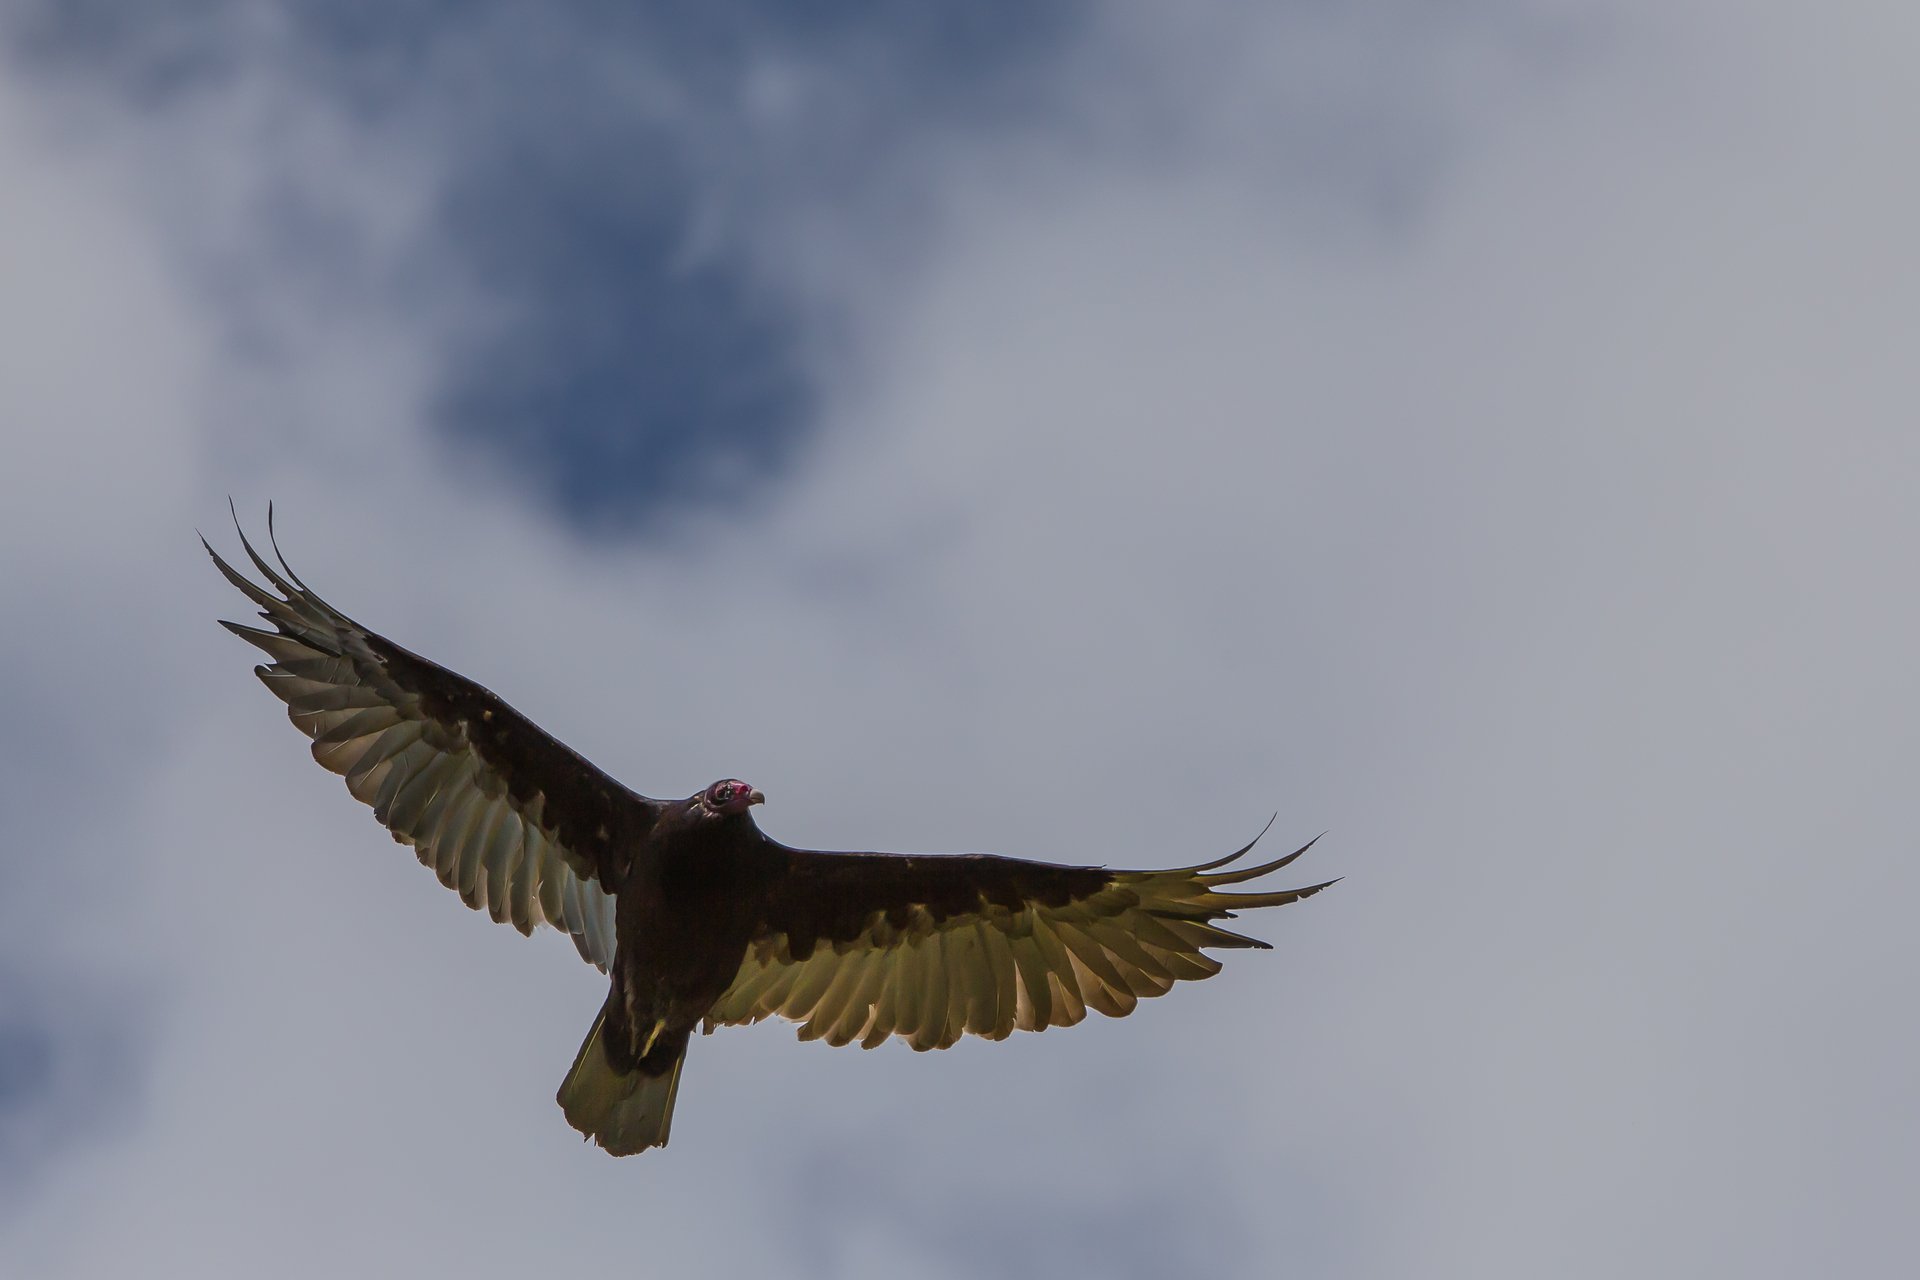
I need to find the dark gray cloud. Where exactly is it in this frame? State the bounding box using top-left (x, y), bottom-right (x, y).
top-left (7, 0), bottom-right (1086, 529)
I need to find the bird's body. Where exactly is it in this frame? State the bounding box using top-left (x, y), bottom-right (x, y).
top-left (208, 515), bottom-right (1335, 1154)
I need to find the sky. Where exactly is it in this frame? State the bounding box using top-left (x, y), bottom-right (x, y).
top-left (0, 1), bottom-right (1915, 1276)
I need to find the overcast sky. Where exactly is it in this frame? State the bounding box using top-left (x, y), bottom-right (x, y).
top-left (1, 3), bottom-right (1914, 1277)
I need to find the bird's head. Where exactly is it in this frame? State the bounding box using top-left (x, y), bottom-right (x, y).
top-left (696, 778), bottom-right (764, 818)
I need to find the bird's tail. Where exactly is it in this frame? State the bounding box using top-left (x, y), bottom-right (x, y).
top-left (556, 1004), bottom-right (687, 1155)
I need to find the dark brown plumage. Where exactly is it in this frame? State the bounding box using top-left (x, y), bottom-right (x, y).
top-left (208, 514), bottom-right (1336, 1155)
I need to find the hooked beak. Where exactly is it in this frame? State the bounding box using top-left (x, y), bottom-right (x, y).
top-left (747, 789), bottom-right (766, 806)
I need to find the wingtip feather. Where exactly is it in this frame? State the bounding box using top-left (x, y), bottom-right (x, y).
top-left (1199, 832), bottom-right (1325, 887)
top-left (1181, 813), bottom-right (1280, 874)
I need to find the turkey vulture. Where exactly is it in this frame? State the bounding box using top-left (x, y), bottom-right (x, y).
top-left (207, 514), bottom-right (1335, 1155)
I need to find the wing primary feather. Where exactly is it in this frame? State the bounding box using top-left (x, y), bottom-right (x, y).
top-left (1195, 833), bottom-right (1324, 887)
top-left (1053, 924), bottom-right (1136, 1017)
top-left (1095, 930), bottom-right (1175, 997)
top-left (1028, 916), bottom-right (1087, 1027)
top-left (1045, 972), bottom-right (1085, 1028)
top-left (1127, 911), bottom-right (1207, 959)
top-left (264, 502), bottom-right (347, 615)
top-left (1103, 945), bottom-right (1170, 1000)
top-left (259, 670), bottom-right (385, 712)
top-left (223, 621), bottom-right (324, 667)
top-left (1175, 813), bottom-right (1279, 874)
top-left (1150, 914), bottom-right (1271, 952)
top-left (315, 705), bottom-right (404, 746)
top-left (206, 546), bottom-right (307, 625)
top-left (1143, 938), bottom-right (1223, 982)
top-left (1052, 920), bottom-right (1130, 995)
top-left (228, 505), bottom-right (337, 635)
top-left (1086, 922), bottom-right (1173, 988)
top-left (1186, 877), bottom-right (1342, 910)
top-left (228, 501), bottom-right (300, 602)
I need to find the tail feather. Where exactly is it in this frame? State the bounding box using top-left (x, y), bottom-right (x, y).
top-left (557, 1007), bottom-right (686, 1155)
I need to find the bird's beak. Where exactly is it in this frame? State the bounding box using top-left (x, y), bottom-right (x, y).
top-left (748, 789), bottom-right (766, 806)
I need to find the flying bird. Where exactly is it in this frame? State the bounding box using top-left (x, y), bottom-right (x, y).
top-left (207, 515), bottom-right (1335, 1155)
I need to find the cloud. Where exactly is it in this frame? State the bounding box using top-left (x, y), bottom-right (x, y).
top-left (1, 2), bottom-right (1915, 1277)
top-left (8, 1), bottom-right (1092, 527)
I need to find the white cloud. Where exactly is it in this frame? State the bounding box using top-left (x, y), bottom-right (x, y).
top-left (1, 3), bottom-right (1914, 1276)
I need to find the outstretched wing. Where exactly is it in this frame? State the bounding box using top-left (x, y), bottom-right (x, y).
top-left (207, 513), bottom-right (660, 971)
top-left (704, 826), bottom-right (1334, 1050)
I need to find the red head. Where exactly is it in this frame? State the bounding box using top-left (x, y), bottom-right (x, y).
top-left (699, 778), bottom-right (764, 816)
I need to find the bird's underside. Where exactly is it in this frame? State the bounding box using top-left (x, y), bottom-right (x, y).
top-left (209, 511), bottom-right (1337, 1155)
